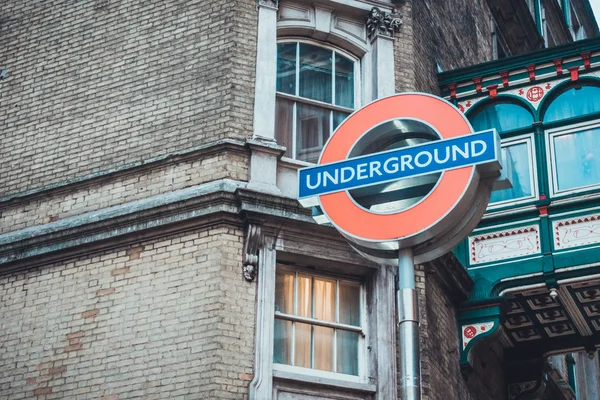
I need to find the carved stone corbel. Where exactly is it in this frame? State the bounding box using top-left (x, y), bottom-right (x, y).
top-left (257, 0), bottom-right (278, 9)
top-left (366, 7), bottom-right (403, 40)
top-left (243, 223), bottom-right (263, 281)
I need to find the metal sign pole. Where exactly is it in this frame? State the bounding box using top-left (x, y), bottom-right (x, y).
top-left (397, 247), bottom-right (421, 400)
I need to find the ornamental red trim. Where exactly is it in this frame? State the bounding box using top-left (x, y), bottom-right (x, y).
top-left (527, 65), bottom-right (536, 81)
top-left (553, 59), bottom-right (563, 75)
top-left (581, 52), bottom-right (591, 69)
top-left (473, 77), bottom-right (483, 93)
top-left (487, 84), bottom-right (498, 99)
top-left (448, 83), bottom-right (457, 99)
top-left (500, 71), bottom-right (510, 87)
top-left (568, 66), bottom-right (580, 82)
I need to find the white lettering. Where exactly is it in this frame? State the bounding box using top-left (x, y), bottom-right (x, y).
top-left (341, 167), bottom-right (355, 183)
top-left (370, 161), bottom-right (383, 177)
top-left (434, 147), bottom-right (450, 164)
top-left (415, 151), bottom-right (433, 168)
top-left (470, 140), bottom-right (487, 157)
top-left (306, 172), bottom-right (321, 190)
top-left (400, 155), bottom-right (414, 171)
top-left (323, 170), bottom-right (339, 187)
top-left (451, 143), bottom-right (469, 161)
top-left (357, 163), bottom-right (368, 179)
top-left (384, 157), bottom-right (399, 174)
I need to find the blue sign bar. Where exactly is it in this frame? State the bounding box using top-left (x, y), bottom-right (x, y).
top-left (298, 129), bottom-right (498, 199)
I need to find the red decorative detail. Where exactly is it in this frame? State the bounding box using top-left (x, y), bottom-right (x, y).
top-left (526, 86), bottom-right (544, 102)
top-left (538, 206), bottom-right (548, 216)
top-left (568, 66), bottom-right (579, 82)
top-left (448, 83), bottom-right (457, 99)
top-left (545, 83), bottom-right (552, 89)
top-left (487, 84), bottom-right (498, 99)
top-left (582, 52), bottom-right (591, 69)
top-left (464, 326), bottom-right (477, 339)
top-left (518, 88), bottom-right (524, 95)
top-left (458, 104), bottom-right (465, 113)
top-left (500, 71), bottom-right (510, 87)
top-left (553, 59), bottom-right (563, 74)
top-left (473, 77), bottom-right (483, 93)
top-left (466, 100), bottom-right (472, 107)
top-left (480, 326), bottom-right (487, 331)
top-left (527, 64), bottom-right (536, 81)
top-left (540, 195), bottom-right (546, 200)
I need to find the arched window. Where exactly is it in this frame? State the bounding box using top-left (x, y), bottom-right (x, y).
top-left (275, 41), bottom-right (358, 163)
top-left (543, 85), bottom-right (600, 123)
top-left (468, 102), bottom-right (537, 206)
top-left (470, 102), bottom-right (534, 133)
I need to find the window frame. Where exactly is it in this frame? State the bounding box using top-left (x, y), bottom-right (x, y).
top-left (272, 263), bottom-right (368, 383)
top-left (275, 38), bottom-right (362, 162)
top-left (546, 119), bottom-right (600, 197)
top-left (487, 133), bottom-right (539, 209)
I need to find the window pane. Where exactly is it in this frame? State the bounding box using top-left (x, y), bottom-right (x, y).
top-left (299, 43), bottom-right (332, 103)
top-left (275, 98), bottom-right (294, 158)
top-left (275, 270), bottom-right (295, 314)
top-left (339, 281), bottom-right (361, 326)
top-left (553, 127), bottom-right (600, 191)
top-left (313, 326), bottom-right (334, 372)
top-left (333, 111), bottom-right (350, 131)
top-left (273, 319), bottom-right (292, 365)
top-left (313, 278), bottom-right (336, 322)
top-left (294, 322), bottom-right (312, 368)
top-left (335, 53), bottom-right (354, 108)
top-left (490, 142), bottom-right (533, 203)
top-left (337, 330), bottom-right (359, 375)
top-left (296, 104), bottom-right (331, 163)
top-left (544, 86), bottom-right (600, 123)
top-left (297, 275), bottom-right (312, 318)
top-left (470, 103), bottom-right (533, 133)
top-left (277, 43), bottom-right (296, 95)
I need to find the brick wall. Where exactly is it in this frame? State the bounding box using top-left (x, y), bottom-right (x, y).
top-left (412, 0), bottom-right (494, 94)
top-left (0, 0), bottom-right (257, 197)
top-left (0, 224), bottom-right (255, 399)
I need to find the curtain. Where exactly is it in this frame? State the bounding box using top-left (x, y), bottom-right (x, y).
top-left (553, 127), bottom-right (600, 191)
top-left (490, 142), bottom-right (532, 203)
top-left (275, 99), bottom-right (294, 158)
top-left (299, 43), bottom-right (332, 103)
top-left (470, 103), bottom-right (533, 133)
top-left (273, 272), bottom-right (294, 364)
top-left (335, 53), bottom-right (354, 108)
top-left (544, 86), bottom-right (600, 123)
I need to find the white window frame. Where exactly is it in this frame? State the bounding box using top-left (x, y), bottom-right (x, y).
top-left (272, 264), bottom-right (368, 384)
top-left (488, 133), bottom-right (539, 209)
top-left (276, 38), bottom-right (361, 163)
top-left (546, 120), bottom-right (600, 197)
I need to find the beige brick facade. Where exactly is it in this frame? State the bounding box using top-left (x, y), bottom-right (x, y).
top-left (0, 1), bottom-right (509, 399)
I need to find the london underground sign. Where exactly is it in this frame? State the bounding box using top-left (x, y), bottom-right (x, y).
top-left (297, 93), bottom-right (503, 264)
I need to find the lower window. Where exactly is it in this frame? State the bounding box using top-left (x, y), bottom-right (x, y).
top-left (273, 266), bottom-right (364, 377)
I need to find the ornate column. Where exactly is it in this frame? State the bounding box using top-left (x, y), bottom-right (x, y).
top-left (366, 7), bottom-right (402, 100)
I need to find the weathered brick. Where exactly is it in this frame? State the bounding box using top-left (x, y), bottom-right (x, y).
top-left (82, 309), bottom-right (100, 319)
top-left (96, 288), bottom-right (116, 297)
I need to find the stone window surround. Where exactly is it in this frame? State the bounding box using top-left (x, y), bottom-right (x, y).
top-left (248, 0), bottom-right (398, 196)
top-left (249, 224), bottom-right (399, 400)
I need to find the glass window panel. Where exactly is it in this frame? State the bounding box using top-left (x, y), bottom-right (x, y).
top-left (275, 98), bottom-right (294, 158)
top-left (335, 53), bottom-right (354, 108)
top-left (544, 86), bottom-right (600, 123)
top-left (339, 281), bottom-right (361, 326)
top-left (553, 127), bottom-right (600, 191)
top-left (297, 275), bottom-right (312, 318)
top-left (296, 104), bottom-right (331, 163)
top-left (276, 43), bottom-right (297, 95)
top-left (336, 330), bottom-right (359, 375)
top-left (313, 326), bottom-right (334, 372)
top-left (273, 319), bottom-right (292, 365)
top-left (490, 142), bottom-right (533, 203)
top-left (470, 103), bottom-right (534, 133)
top-left (313, 278), bottom-right (336, 322)
top-left (333, 111), bottom-right (350, 131)
top-left (299, 43), bottom-right (332, 103)
top-left (294, 322), bottom-right (312, 368)
top-left (275, 270), bottom-right (295, 314)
